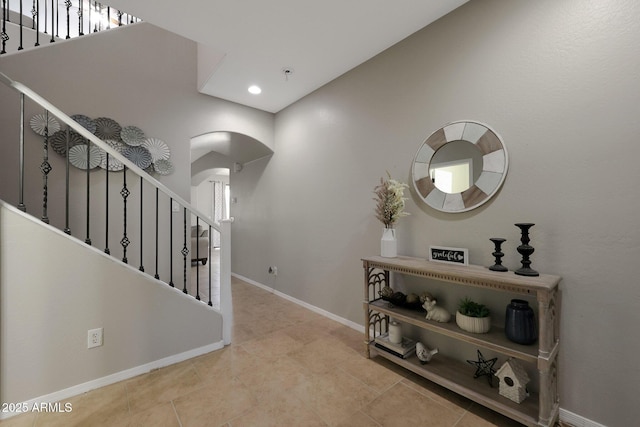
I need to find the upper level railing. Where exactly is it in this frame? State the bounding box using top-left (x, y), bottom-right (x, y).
top-left (1, 0), bottom-right (140, 55)
top-left (0, 71), bottom-right (234, 343)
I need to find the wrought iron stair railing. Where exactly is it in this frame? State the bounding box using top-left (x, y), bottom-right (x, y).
top-left (0, 71), bottom-right (233, 345)
top-left (1, 0), bottom-right (140, 55)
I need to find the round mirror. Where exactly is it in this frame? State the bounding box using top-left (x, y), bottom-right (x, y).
top-left (412, 120), bottom-right (508, 213)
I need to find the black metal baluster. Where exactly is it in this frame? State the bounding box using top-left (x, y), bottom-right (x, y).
top-left (33, 0), bottom-right (39, 46)
top-left (78, 0), bottom-right (83, 36)
top-left (55, 0), bottom-right (59, 37)
top-left (17, 0), bottom-right (22, 50)
top-left (182, 207), bottom-right (188, 293)
top-left (85, 140), bottom-right (91, 245)
top-left (64, 0), bottom-right (71, 39)
top-left (41, 111), bottom-right (52, 224)
top-left (93, 1), bottom-right (97, 32)
top-left (154, 188), bottom-right (159, 279)
top-left (195, 217), bottom-right (200, 301)
top-left (208, 224), bottom-right (212, 306)
top-left (169, 198), bottom-right (174, 287)
top-left (1, 0), bottom-right (7, 55)
top-left (139, 176), bottom-right (144, 272)
top-left (44, 0), bottom-right (47, 34)
top-left (31, 0), bottom-right (35, 29)
top-left (17, 94), bottom-right (25, 211)
top-left (50, 0), bottom-right (54, 42)
top-left (117, 10), bottom-right (122, 26)
top-left (106, 6), bottom-right (110, 29)
top-left (121, 167), bottom-right (130, 263)
top-left (104, 152), bottom-right (110, 253)
top-left (87, 0), bottom-right (91, 33)
top-left (63, 127), bottom-right (70, 234)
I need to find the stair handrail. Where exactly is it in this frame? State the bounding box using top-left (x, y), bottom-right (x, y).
top-left (2, 1), bottom-right (141, 55)
top-left (0, 71), bottom-right (219, 233)
top-left (1, 70), bottom-right (234, 338)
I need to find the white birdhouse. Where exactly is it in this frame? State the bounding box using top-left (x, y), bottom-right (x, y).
top-left (495, 359), bottom-right (530, 403)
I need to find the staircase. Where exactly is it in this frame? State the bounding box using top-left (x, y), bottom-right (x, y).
top-left (0, 4), bottom-right (234, 415)
top-left (1, 0), bottom-right (139, 55)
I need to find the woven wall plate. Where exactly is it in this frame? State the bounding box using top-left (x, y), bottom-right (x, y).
top-left (121, 125), bottom-right (146, 146)
top-left (50, 130), bottom-right (87, 156)
top-left (123, 146), bottom-right (153, 170)
top-left (99, 139), bottom-right (126, 171)
top-left (94, 117), bottom-right (122, 140)
top-left (153, 159), bottom-right (174, 175)
top-left (68, 144), bottom-right (103, 170)
top-left (142, 137), bottom-right (170, 161)
top-left (71, 114), bottom-right (97, 134)
top-left (30, 114), bottom-right (61, 136)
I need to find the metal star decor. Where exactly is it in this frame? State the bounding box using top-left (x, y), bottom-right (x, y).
top-left (467, 350), bottom-right (497, 387)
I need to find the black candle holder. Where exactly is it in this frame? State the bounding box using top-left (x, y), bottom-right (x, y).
top-left (514, 223), bottom-right (539, 276)
top-left (489, 238), bottom-right (508, 272)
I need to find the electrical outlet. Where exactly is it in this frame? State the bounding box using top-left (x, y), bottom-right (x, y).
top-left (88, 328), bottom-right (103, 349)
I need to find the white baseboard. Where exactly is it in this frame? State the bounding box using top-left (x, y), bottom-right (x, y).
top-left (231, 273), bottom-right (364, 333)
top-left (0, 340), bottom-right (224, 420)
top-left (231, 273), bottom-right (605, 427)
top-left (560, 408), bottom-right (607, 427)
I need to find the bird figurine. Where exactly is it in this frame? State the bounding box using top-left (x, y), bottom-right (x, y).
top-left (416, 342), bottom-right (438, 364)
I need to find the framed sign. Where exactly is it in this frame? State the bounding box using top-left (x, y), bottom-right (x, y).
top-left (429, 246), bottom-right (469, 266)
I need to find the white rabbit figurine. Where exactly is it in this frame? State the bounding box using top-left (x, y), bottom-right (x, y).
top-left (422, 298), bottom-right (451, 323)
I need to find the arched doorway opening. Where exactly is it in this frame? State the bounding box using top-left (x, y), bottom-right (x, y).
top-left (190, 130), bottom-right (272, 219)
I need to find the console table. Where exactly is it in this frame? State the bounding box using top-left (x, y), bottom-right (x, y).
top-left (362, 255), bottom-right (561, 427)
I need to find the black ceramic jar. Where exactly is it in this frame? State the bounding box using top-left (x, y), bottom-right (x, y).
top-left (505, 299), bottom-right (537, 345)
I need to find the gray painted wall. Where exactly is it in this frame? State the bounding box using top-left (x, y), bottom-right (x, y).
top-left (0, 23), bottom-right (273, 406)
top-left (231, 1), bottom-right (640, 425)
top-left (0, 202), bottom-right (221, 404)
top-left (0, 22), bottom-right (273, 285)
top-left (0, 22), bottom-right (273, 207)
top-left (1, 1), bottom-right (638, 424)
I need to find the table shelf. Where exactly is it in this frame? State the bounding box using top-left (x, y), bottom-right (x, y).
top-left (369, 344), bottom-right (539, 426)
top-left (369, 299), bottom-right (538, 364)
top-left (362, 255), bottom-right (561, 427)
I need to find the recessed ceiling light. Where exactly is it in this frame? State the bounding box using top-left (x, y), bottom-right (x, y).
top-left (248, 85), bottom-right (262, 95)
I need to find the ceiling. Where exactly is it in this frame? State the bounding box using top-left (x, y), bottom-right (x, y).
top-left (104, 0), bottom-right (469, 113)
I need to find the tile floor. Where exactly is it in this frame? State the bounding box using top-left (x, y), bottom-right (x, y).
top-left (2, 276), bottom-right (543, 427)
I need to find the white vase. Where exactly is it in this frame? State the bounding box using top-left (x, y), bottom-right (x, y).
top-left (381, 228), bottom-right (397, 258)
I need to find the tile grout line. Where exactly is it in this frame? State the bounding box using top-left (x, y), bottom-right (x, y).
top-left (451, 409), bottom-right (468, 427)
top-left (3, 277), bottom-right (512, 427)
top-left (399, 375), bottom-right (475, 413)
top-left (124, 382), bottom-right (132, 419)
top-left (170, 400), bottom-right (183, 427)
top-left (359, 409), bottom-right (384, 427)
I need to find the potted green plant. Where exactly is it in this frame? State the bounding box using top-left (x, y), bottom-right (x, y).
top-left (456, 297), bottom-right (491, 333)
